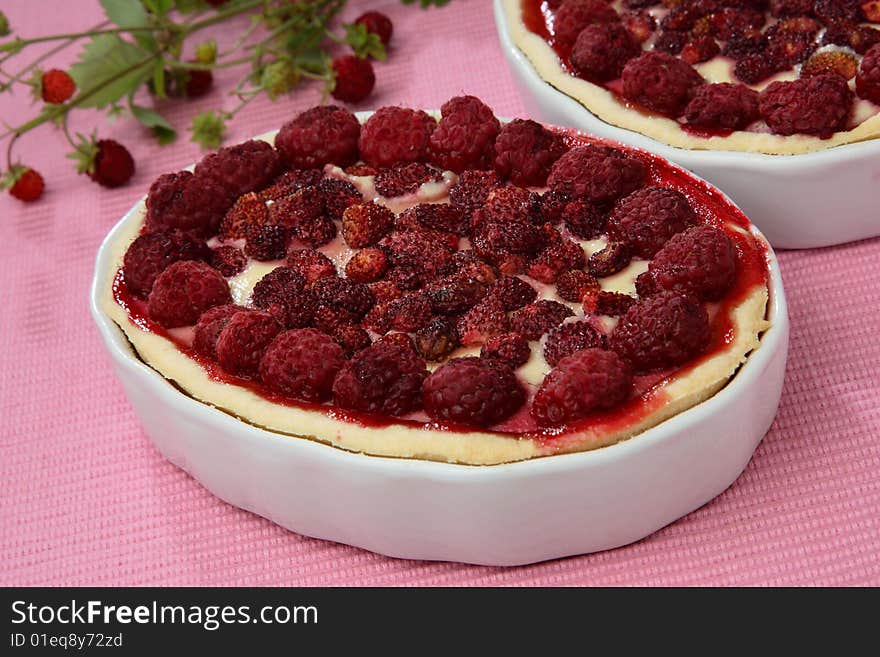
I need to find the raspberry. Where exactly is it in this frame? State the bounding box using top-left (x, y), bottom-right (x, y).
top-left (194, 139), bottom-right (281, 202)
top-left (548, 145), bottom-right (647, 205)
top-left (245, 225), bottom-right (290, 261)
top-left (386, 293), bottom-right (432, 332)
top-left (510, 300), bottom-right (574, 340)
top-left (210, 245), bottom-right (247, 277)
top-left (259, 169), bottom-right (324, 202)
top-left (259, 329), bottom-right (346, 402)
top-left (556, 269), bottom-right (600, 302)
top-left (456, 296), bottom-right (510, 346)
top-left (571, 23), bottom-right (641, 82)
top-left (527, 239), bottom-right (586, 284)
top-left (147, 260), bottom-right (231, 328)
top-left (318, 177), bottom-right (362, 220)
top-left (582, 290), bottom-right (636, 316)
top-left (7, 167), bottom-right (44, 202)
top-left (268, 188), bottom-right (323, 229)
top-left (345, 248), bottom-right (388, 283)
top-left (493, 119), bottom-right (567, 187)
top-left (553, 0), bottom-right (620, 49)
top-left (428, 95), bottom-right (500, 173)
top-left (275, 105), bottom-right (360, 169)
top-left (374, 162), bottom-right (442, 197)
top-left (857, 44), bottom-right (880, 103)
top-left (331, 324), bottom-right (372, 358)
top-left (332, 342), bottom-right (428, 416)
top-left (681, 36), bottom-right (721, 64)
top-left (342, 202), bottom-right (394, 247)
top-left (358, 106), bottom-right (437, 168)
top-left (622, 10), bottom-right (657, 44)
top-left (40, 69), bottom-right (75, 103)
top-left (414, 317), bottom-right (460, 361)
top-left (802, 51), bottom-right (859, 80)
top-left (355, 11), bottom-right (393, 46)
top-left (684, 83), bottom-right (760, 131)
top-left (123, 230), bottom-right (210, 298)
top-left (448, 169), bottom-right (500, 216)
top-left (251, 266), bottom-right (316, 328)
top-left (292, 215), bottom-right (336, 248)
top-left (220, 192), bottom-right (269, 240)
top-left (654, 29), bottom-right (688, 55)
top-left (422, 358), bottom-right (525, 427)
top-left (480, 333), bottom-right (531, 369)
top-left (287, 249), bottom-right (336, 286)
top-left (145, 171), bottom-right (230, 236)
top-left (621, 52), bottom-right (705, 117)
top-left (379, 230), bottom-right (455, 279)
top-left (489, 276), bottom-right (538, 311)
top-left (312, 275), bottom-right (374, 317)
top-left (331, 55), bottom-right (375, 103)
top-left (193, 305), bottom-right (245, 359)
top-left (543, 321), bottom-right (606, 367)
top-left (397, 203), bottom-right (468, 236)
top-left (607, 186), bottom-right (696, 259)
top-left (562, 198), bottom-right (605, 239)
top-left (646, 225), bottom-right (736, 300)
top-left (88, 140), bottom-right (135, 188)
top-left (531, 349), bottom-right (633, 427)
top-left (587, 242), bottom-right (632, 278)
top-left (215, 310), bottom-right (281, 377)
top-left (759, 73), bottom-right (853, 136)
top-left (609, 291), bottom-right (710, 372)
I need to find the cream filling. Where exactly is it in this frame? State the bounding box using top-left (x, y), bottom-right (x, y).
top-left (502, 0), bottom-right (880, 155)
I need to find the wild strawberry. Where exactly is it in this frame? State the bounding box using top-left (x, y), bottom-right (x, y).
top-left (397, 203), bottom-right (469, 236)
top-left (414, 317), bottom-right (460, 362)
top-left (543, 321), bottom-right (606, 367)
top-left (345, 248), bottom-right (388, 283)
top-left (556, 269), bottom-right (600, 302)
top-left (259, 169), bottom-right (324, 202)
top-left (40, 69), bottom-right (75, 103)
top-left (292, 214), bottom-right (336, 248)
top-left (681, 36), bottom-right (721, 65)
top-left (210, 246), bottom-right (247, 277)
top-left (488, 275), bottom-right (538, 311)
top-left (562, 197), bottom-right (605, 239)
top-left (84, 140), bottom-right (135, 188)
top-left (220, 193), bottom-right (269, 240)
top-left (386, 293), bottom-right (433, 332)
top-left (456, 296), bottom-right (510, 346)
top-left (287, 249), bottom-right (337, 286)
top-left (374, 162), bottom-right (442, 197)
top-left (331, 324), bottom-right (372, 358)
top-left (448, 169), bottom-right (501, 216)
top-left (312, 275), bottom-right (374, 318)
top-left (331, 55), bottom-right (375, 103)
top-left (510, 300), bottom-right (574, 340)
top-left (587, 242), bottom-right (631, 278)
top-left (802, 51), bottom-right (859, 81)
top-left (342, 202), bottom-right (394, 248)
top-left (527, 239), bottom-right (586, 284)
top-left (245, 225), bottom-right (291, 261)
top-left (622, 10), bottom-right (657, 44)
top-left (480, 333), bottom-right (531, 369)
top-left (355, 11), bottom-right (393, 46)
top-left (5, 167), bottom-right (45, 202)
top-left (582, 291), bottom-right (637, 316)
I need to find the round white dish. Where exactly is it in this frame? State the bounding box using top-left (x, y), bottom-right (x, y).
top-left (493, 0), bottom-right (880, 250)
top-left (90, 125), bottom-right (789, 567)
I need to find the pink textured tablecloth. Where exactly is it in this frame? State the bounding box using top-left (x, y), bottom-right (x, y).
top-left (1, 0), bottom-right (878, 587)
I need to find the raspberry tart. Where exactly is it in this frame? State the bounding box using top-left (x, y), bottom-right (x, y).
top-left (96, 98), bottom-right (775, 469)
top-left (500, 0), bottom-right (880, 154)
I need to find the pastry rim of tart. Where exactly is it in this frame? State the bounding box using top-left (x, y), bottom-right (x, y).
top-left (500, 0), bottom-right (880, 155)
top-left (100, 116), bottom-right (771, 466)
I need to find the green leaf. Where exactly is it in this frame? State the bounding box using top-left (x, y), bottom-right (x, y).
top-left (141, 0), bottom-right (173, 15)
top-left (190, 110), bottom-right (226, 150)
top-left (100, 0), bottom-right (156, 51)
top-left (173, 0), bottom-right (204, 13)
top-left (343, 23), bottom-right (386, 62)
top-left (294, 46), bottom-right (330, 76)
top-left (69, 35), bottom-right (153, 109)
top-left (130, 104), bottom-right (176, 144)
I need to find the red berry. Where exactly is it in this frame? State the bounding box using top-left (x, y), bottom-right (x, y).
top-left (654, 29), bottom-right (689, 55)
top-left (268, 187), bottom-right (324, 229)
top-left (374, 162), bottom-right (442, 197)
top-left (342, 201), bottom-right (394, 248)
top-left (259, 328), bottom-right (346, 402)
top-left (769, 0), bottom-right (814, 16)
top-left (219, 192), bottom-right (269, 240)
top-left (312, 275), bottom-right (374, 318)
top-left (379, 229), bottom-right (455, 279)
top-left (397, 203), bottom-right (469, 236)
top-left (587, 242), bottom-right (631, 278)
top-left (621, 52), bottom-right (705, 117)
top-left (489, 275), bottom-right (538, 311)
top-left (493, 119), bottom-right (567, 187)
top-left (370, 280), bottom-right (404, 306)
top-left (318, 177), bottom-right (362, 220)
top-left (553, 0), bottom-right (620, 49)
top-left (856, 44), bottom-right (880, 103)
top-left (89, 140), bottom-right (134, 188)
top-left (345, 247), bottom-right (388, 283)
top-left (259, 169), bottom-right (323, 202)
top-left (292, 214), bottom-right (337, 249)
top-left (472, 218), bottom-right (547, 265)
top-left (41, 69), bottom-right (75, 103)
top-left (145, 170), bottom-right (231, 236)
top-left (531, 349), bottom-right (632, 427)
top-left (802, 51), bottom-right (859, 81)
top-left (759, 73), bottom-right (853, 136)
top-left (245, 225), bottom-right (291, 261)
top-left (251, 266), bottom-right (316, 328)
top-left (123, 229), bottom-right (211, 298)
top-left (622, 10), bottom-right (657, 44)
top-left (646, 225), bottom-right (736, 301)
top-left (448, 169), bottom-right (501, 216)
top-left (210, 246), bottom-right (247, 277)
top-left (413, 316), bottom-right (460, 361)
top-left (607, 186), bottom-right (697, 259)
top-left (275, 105), bottom-right (361, 169)
top-left (355, 11), bottom-right (393, 46)
top-left (331, 55), bottom-right (375, 103)
top-left (422, 357), bottom-right (525, 427)
top-left (548, 145), bottom-right (647, 205)
top-left (147, 260), bottom-right (231, 328)
top-left (684, 83), bottom-right (760, 131)
top-left (480, 333), bottom-right (531, 369)
top-left (473, 186), bottom-right (543, 229)
top-left (680, 36), bottom-right (721, 65)
top-left (7, 168), bottom-right (44, 202)
top-left (733, 53), bottom-right (778, 85)
top-left (582, 290), bottom-right (636, 316)
top-left (510, 300), bottom-right (574, 341)
top-left (609, 291), bottom-right (710, 372)
top-left (456, 296), bottom-right (510, 346)
top-left (215, 310), bottom-right (281, 377)
top-left (425, 272), bottom-right (489, 315)
top-left (331, 324), bottom-right (372, 358)
top-left (562, 197), bottom-right (605, 239)
top-left (386, 293), bottom-right (433, 332)
top-left (543, 321), bottom-right (606, 366)
top-left (556, 269), bottom-right (600, 302)
top-left (821, 21), bottom-right (880, 55)
top-left (527, 238), bottom-right (586, 284)
top-left (571, 23), bottom-right (641, 82)
top-left (358, 106), bottom-right (437, 168)
top-left (539, 189), bottom-right (573, 223)
top-left (428, 95), bottom-right (500, 173)
top-left (193, 304), bottom-right (245, 359)
top-left (194, 139), bottom-right (281, 202)
top-left (332, 342), bottom-right (428, 416)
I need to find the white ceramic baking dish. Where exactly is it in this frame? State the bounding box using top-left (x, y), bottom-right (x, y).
top-left (493, 0), bottom-right (880, 250)
top-left (90, 124), bottom-right (789, 567)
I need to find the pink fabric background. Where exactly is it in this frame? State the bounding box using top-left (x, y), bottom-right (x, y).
top-left (1, 0), bottom-right (878, 587)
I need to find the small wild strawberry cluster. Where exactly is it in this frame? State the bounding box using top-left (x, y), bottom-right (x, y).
top-left (0, 0), bottom-right (448, 204)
